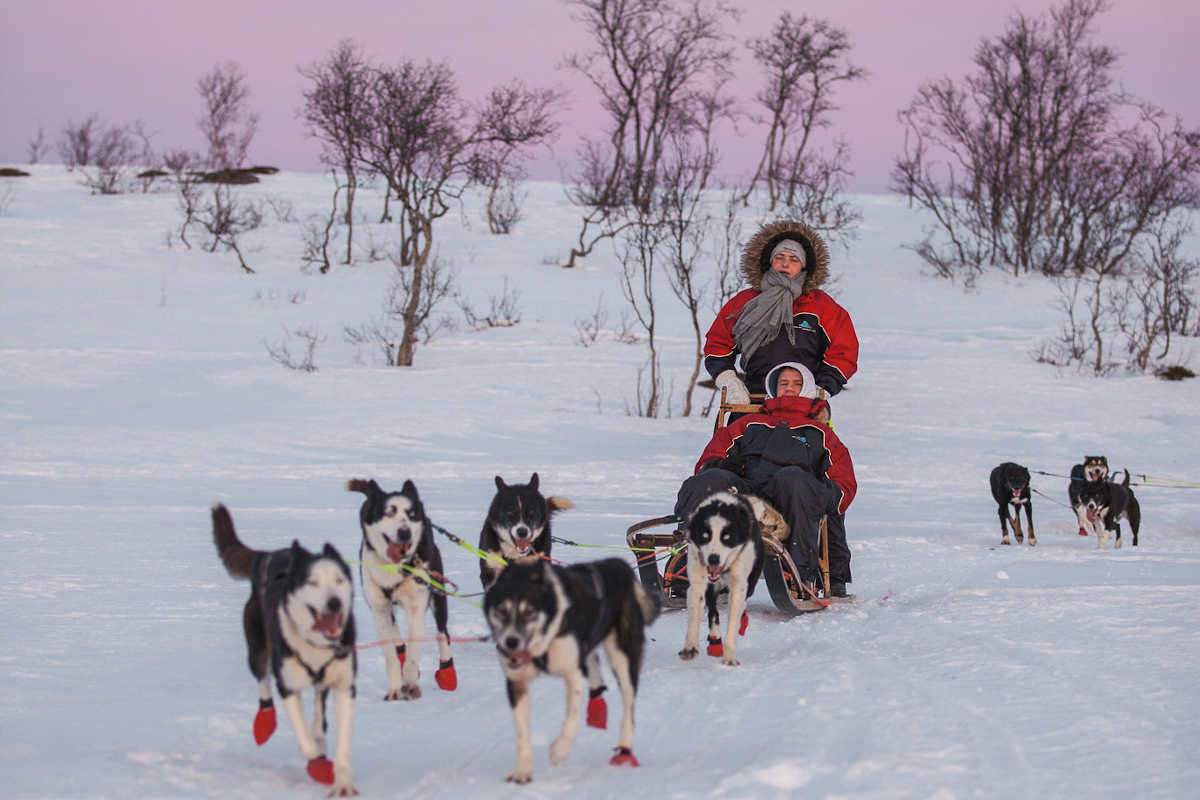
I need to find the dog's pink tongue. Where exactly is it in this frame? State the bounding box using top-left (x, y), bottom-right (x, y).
top-left (707, 565), bottom-right (722, 581)
top-left (515, 538), bottom-right (532, 554)
top-left (387, 542), bottom-right (409, 563)
top-left (312, 611), bottom-right (342, 638)
top-left (1086, 508), bottom-right (1098, 523)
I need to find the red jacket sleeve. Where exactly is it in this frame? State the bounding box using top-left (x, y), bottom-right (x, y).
top-left (694, 419), bottom-right (744, 474)
top-left (814, 292), bottom-right (858, 389)
top-left (702, 291), bottom-right (755, 378)
top-left (822, 426), bottom-right (857, 514)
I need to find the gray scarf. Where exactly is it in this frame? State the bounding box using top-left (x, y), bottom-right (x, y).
top-left (732, 269), bottom-right (806, 362)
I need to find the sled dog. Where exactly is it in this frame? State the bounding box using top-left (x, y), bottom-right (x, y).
top-left (1068, 455), bottom-right (1110, 536)
top-left (210, 504), bottom-right (358, 796)
top-left (679, 491), bottom-right (765, 666)
top-left (478, 472), bottom-right (573, 589)
top-left (347, 478), bottom-right (456, 700)
top-left (989, 462), bottom-right (1036, 546)
top-left (483, 558), bottom-right (661, 783)
top-left (1079, 469), bottom-right (1141, 549)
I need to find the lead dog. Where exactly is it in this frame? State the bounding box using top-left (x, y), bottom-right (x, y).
top-left (347, 478), bottom-right (456, 700)
top-left (483, 558), bottom-right (661, 783)
top-left (1079, 469), bottom-right (1141, 549)
top-left (989, 462), bottom-right (1036, 546)
top-left (210, 504), bottom-right (358, 796)
top-left (1068, 455), bottom-right (1110, 536)
top-left (478, 473), bottom-right (573, 589)
top-left (679, 491), bottom-right (765, 666)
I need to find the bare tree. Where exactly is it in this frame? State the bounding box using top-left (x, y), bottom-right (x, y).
top-left (299, 40), bottom-right (375, 264)
top-left (743, 12), bottom-right (866, 230)
top-left (355, 57), bottom-right (558, 365)
top-left (617, 217), bottom-right (669, 417)
top-left (344, 254), bottom-right (456, 365)
top-left (58, 114), bottom-right (101, 169)
top-left (470, 80), bottom-right (564, 233)
top-left (27, 127), bottom-right (48, 164)
top-left (893, 0), bottom-right (1200, 373)
top-left (561, 0), bottom-right (738, 267)
top-left (197, 62), bottom-right (259, 170)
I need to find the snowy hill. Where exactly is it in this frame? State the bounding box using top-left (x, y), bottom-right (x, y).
top-left (2, 166), bottom-right (1198, 799)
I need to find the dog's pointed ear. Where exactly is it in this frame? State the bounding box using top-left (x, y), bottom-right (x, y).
top-left (402, 479), bottom-right (419, 500)
top-left (322, 542), bottom-right (344, 563)
top-left (495, 475), bottom-right (507, 491)
top-left (529, 472), bottom-right (539, 490)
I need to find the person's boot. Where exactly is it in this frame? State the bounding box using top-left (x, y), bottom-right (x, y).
top-left (829, 580), bottom-right (848, 598)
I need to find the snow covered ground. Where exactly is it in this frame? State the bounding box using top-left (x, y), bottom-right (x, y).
top-left (2, 166), bottom-right (1198, 798)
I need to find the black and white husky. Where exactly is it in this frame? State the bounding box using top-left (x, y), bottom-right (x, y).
top-left (210, 504), bottom-right (358, 796)
top-left (483, 558), bottom-right (661, 783)
top-left (478, 473), bottom-right (573, 589)
top-left (678, 491), bottom-right (765, 666)
top-left (1079, 469), bottom-right (1141, 549)
top-left (1069, 455), bottom-right (1110, 537)
top-left (347, 478), bottom-right (456, 700)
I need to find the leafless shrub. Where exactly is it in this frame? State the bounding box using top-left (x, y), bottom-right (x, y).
top-left (262, 194), bottom-right (295, 224)
top-left (460, 277), bottom-right (522, 330)
top-left (742, 12), bottom-right (865, 238)
top-left (197, 62), bottom-right (259, 170)
top-left (264, 325), bottom-right (323, 372)
top-left (58, 114), bottom-right (100, 169)
top-left (575, 295), bottom-right (609, 347)
top-left (58, 116), bottom-right (151, 194)
top-left (344, 253), bottom-right (457, 365)
top-left (614, 311), bottom-right (642, 344)
top-left (194, 185), bottom-right (263, 273)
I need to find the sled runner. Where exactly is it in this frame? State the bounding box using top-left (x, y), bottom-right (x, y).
top-left (626, 388), bottom-right (833, 615)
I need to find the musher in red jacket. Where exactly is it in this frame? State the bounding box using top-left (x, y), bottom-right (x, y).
top-left (705, 220), bottom-right (858, 404)
top-left (675, 362), bottom-right (857, 596)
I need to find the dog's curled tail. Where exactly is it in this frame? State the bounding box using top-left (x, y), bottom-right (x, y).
top-left (1122, 469), bottom-right (1131, 487)
top-left (211, 503), bottom-right (255, 580)
top-left (548, 496), bottom-right (575, 514)
top-left (632, 581), bottom-right (662, 627)
top-left (346, 478), bottom-right (378, 496)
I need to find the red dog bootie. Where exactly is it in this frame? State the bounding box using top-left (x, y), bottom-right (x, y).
top-left (609, 747), bottom-right (640, 767)
top-left (435, 659), bottom-right (458, 691)
top-left (253, 700), bottom-right (276, 745)
top-left (1078, 527), bottom-right (1089, 536)
top-left (395, 643), bottom-right (407, 667)
top-left (306, 757), bottom-right (335, 785)
top-left (739, 612), bottom-right (749, 636)
top-left (706, 636), bottom-right (723, 657)
top-left (587, 687), bottom-right (608, 729)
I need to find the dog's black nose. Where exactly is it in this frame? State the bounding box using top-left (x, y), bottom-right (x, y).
top-left (515, 525), bottom-right (529, 538)
top-left (397, 530), bottom-right (411, 541)
top-left (326, 596), bottom-right (342, 613)
top-left (504, 636), bottom-right (520, 651)
top-left (707, 553), bottom-right (721, 567)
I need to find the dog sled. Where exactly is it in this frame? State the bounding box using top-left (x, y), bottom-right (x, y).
top-left (626, 388), bottom-right (833, 615)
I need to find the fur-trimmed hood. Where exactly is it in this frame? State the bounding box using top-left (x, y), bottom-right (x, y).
top-left (741, 220), bottom-right (830, 294)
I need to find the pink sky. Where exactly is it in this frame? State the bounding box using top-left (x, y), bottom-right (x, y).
top-left (3, 0), bottom-right (1196, 193)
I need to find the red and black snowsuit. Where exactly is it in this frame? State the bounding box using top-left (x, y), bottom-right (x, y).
top-left (704, 220), bottom-right (858, 397)
top-left (675, 395), bottom-right (857, 583)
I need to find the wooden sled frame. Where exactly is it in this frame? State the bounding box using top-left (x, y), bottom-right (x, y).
top-left (627, 384), bottom-right (832, 615)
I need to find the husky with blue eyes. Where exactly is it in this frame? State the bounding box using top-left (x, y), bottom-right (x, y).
top-left (347, 478), bottom-right (457, 701)
top-left (210, 503), bottom-right (358, 796)
top-left (679, 490), bottom-right (765, 666)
